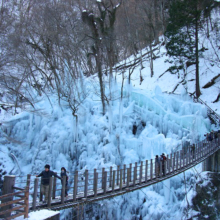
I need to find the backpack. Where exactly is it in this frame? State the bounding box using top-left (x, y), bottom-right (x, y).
top-left (163, 155), bottom-right (167, 161)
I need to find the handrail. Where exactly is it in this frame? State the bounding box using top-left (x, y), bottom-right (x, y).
top-left (190, 93), bottom-right (220, 125)
top-left (0, 175), bottom-right (30, 219)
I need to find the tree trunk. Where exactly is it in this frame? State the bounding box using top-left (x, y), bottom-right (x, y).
top-left (195, 2), bottom-right (201, 98)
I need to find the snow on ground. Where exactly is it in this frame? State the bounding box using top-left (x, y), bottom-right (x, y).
top-left (15, 210), bottom-right (60, 220)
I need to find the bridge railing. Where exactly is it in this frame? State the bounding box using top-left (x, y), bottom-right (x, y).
top-left (1, 132), bottom-right (220, 213)
top-left (28, 133), bottom-right (219, 209)
top-left (190, 93), bottom-right (220, 125)
top-left (0, 174), bottom-right (31, 219)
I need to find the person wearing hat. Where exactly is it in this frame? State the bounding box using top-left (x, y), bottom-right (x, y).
top-left (36, 164), bottom-right (61, 203)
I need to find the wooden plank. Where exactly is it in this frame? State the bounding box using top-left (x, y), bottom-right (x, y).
top-left (0, 191), bottom-right (24, 200)
top-left (127, 168), bottom-right (130, 187)
top-left (109, 167), bottom-right (112, 187)
top-left (139, 161), bottom-right (143, 184)
top-left (32, 178), bottom-right (39, 211)
top-left (117, 165), bottom-right (120, 185)
top-left (129, 164), bottom-right (132, 182)
top-left (52, 172), bottom-right (57, 199)
top-left (167, 155), bottom-right (170, 174)
top-left (135, 162), bottom-right (137, 180)
top-left (169, 154), bottom-right (171, 173)
top-left (102, 168), bottom-right (105, 189)
top-left (103, 171), bottom-right (107, 194)
top-left (47, 177), bottom-right (53, 207)
top-left (84, 170), bottom-right (88, 198)
top-left (176, 151), bottom-right (179, 170)
top-left (112, 170), bottom-right (116, 192)
top-left (73, 171), bottom-right (78, 201)
top-left (0, 205), bottom-right (26, 216)
top-left (24, 174), bottom-right (31, 218)
top-left (93, 169), bottom-right (97, 191)
top-left (150, 159), bottom-right (153, 180)
top-left (120, 169), bottom-right (123, 190)
top-left (0, 198), bottom-right (25, 208)
top-left (123, 164), bottom-right (126, 183)
top-left (145, 160), bottom-right (148, 183)
top-left (173, 152), bottom-right (176, 171)
top-left (12, 186), bottom-right (25, 191)
top-left (94, 173), bottom-right (98, 197)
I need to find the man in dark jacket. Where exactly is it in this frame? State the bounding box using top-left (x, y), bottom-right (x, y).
top-left (36, 164), bottom-right (61, 203)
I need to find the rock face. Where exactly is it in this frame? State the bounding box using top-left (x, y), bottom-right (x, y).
top-left (190, 172), bottom-right (220, 219)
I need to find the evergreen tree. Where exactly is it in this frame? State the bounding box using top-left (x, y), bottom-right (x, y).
top-left (165, 0), bottom-right (203, 97)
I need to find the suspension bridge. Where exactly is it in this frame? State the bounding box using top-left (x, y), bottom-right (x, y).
top-left (1, 94), bottom-right (220, 219)
top-left (0, 132), bottom-right (220, 219)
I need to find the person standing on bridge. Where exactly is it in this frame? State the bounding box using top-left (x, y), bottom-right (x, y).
top-left (60, 167), bottom-right (68, 197)
top-left (36, 164), bottom-right (61, 203)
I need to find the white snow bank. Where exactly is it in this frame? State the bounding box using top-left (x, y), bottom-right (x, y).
top-left (15, 210), bottom-right (59, 220)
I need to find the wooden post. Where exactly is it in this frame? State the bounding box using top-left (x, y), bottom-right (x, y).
top-left (160, 160), bottom-right (162, 177)
top-left (93, 169), bottom-right (97, 191)
top-left (129, 163), bottom-right (132, 182)
top-left (127, 168), bottom-right (130, 187)
top-left (123, 164), bottom-right (126, 183)
top-left (40, 186), bottom-right (43, 202)
top-left (181, 150), bottom-right (184, 168)
top-left (135, 162), bottom-right (137, 180)
top-left (24, 174), bottom-right (31, 218)
top-left (186, 150), bottom-right (188, 165)
top-left (94, 173), bottom-right (98, 197)
top-left (150, 159), bottom-right (153, 180)
top-left (195, 144), bottom-right (198, 159)
top-left (102, 168), bottom-right (105, 189)
top-left (32, 177), bottom-right (39, 211)
top-left (47, 177), bottom-right (53, 207)
top-left (173, 152), bottom-right (176, 171)
top-left (176, 151), bottom-right (179, 170)
top-left (103, 171), bottom-right (107, 194)
top-left (112, 170), bottom-right (116, 192)
top-left (167, 155), bottom-right (170, 174)
top-left (120, 169), bottom-right (123, 190)
top-left (198, 143), bottom-right (201, 158)
top-left (73, 171), bottom-right (78, 201)
top-left (52, 173), bottom-right (57, 199)
top-left (199, 142), bottom-right (202, 157)
top-left (188, 150), bottom-right (190, 165)
top-left (117, 165), bottom-right (120, 185)
top-left (169, 154), bottom-right (171, 173)
top-left (164, 160), bottom-right (167, 176)
top-left (133, 166), bottom-right (136, 186)
top-left (84, 170), bottom-right (88, 198)
top-left (139, 161), bottom-right (143, 184)
top-left (145, 160), bottom-right (148, 183)
top-left (109, 167), bottom-right (112, 187)
top-left (61, 176), bottom-right (66, 204)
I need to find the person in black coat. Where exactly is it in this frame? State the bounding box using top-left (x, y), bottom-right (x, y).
top-left (60, 167), bottom-right (68, 197)
top-left (36, 164), bottom-right (61, 203)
